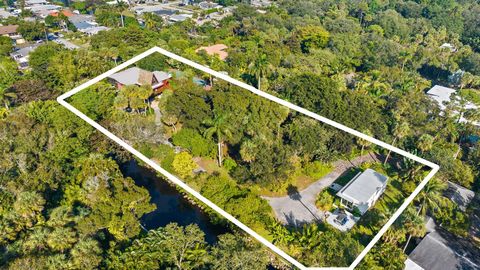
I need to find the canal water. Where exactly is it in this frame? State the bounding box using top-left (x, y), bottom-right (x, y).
top-left (121, 160), bottom-right (229, 244)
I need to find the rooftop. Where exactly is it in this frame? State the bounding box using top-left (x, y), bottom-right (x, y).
top-left (406, 230), bottom-right (480, 270)
top-left (445, 181), bottom-right (475, 211)
top-left (0, 25), bottom-right (19, 35)
top-left (108, 67), bottom-right (171, 87)
top-left (336, 169), bottom-right (388, 204)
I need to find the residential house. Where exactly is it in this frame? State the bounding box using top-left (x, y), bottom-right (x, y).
top-left (336, 169), bottom-right (389, 215)
top-left (195, 44), bottom-right (228, 60)
top-left (10, 43), bottom-right (41, 69)
top-left (404, 229), bottom-right (480, 270)
top-left (198, 1), bottom-right (222, 10)
top-left (444, 181), bottom-right (475, 212)
top-left (108, 67), bottom-right (172, 94)
top-left (426, 85), bottom-right (479, 127)
top-left (0, 25), bottom-right (19, 37)
top-left (169, 14), bottom-right (192, 23)
top-left (0, 10), bottom-right (15, 19)
top-left (68, 14), bottom-right (109, 36)
top-left (0, 25), bottom-right (24, 44)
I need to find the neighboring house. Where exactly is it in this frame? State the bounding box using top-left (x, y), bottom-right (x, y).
top-left (10, 43), bottom-right (41, 69)
top-left (0, 25), bottom-right (19, 37)
top-left (69, 14), bottom-right (109, 36)
top-left (169, 14), bottom-right (192, 23)
top-left (25, 0), bottom-right (49, 6)
top-left (108, 67), bottom-right (172, 94)
top-left (445, 181), bottom-right (475, 212)
top-left (426, 85), bottom-right (479, 127)
top-left (0, 10), bottom-right (15, 19)
top-left (195, 44), bottom-right (228, 60)
top-left (0, 25), bottom-right (24, 44)
top-left (336, 169), bottom-right (388, 215)
top-left (198, 1), bottom-right (223, 10)
top-left (404, 229), bottom-right (480, 270)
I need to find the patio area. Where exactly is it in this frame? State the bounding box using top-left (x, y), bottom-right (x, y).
top-left (326, 208), bottom-right (359, 232)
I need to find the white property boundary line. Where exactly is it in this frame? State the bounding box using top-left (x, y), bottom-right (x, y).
top-left (58, 46), bottom-right (439, 270)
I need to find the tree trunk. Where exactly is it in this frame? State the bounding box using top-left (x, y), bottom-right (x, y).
top-left (360, 145), bottom-right (364, 157)
top-left (217, 141), bottom-right (223, 166)
top-left (257, 75), bottom-right (261, 91)
top-left (384, 137), bottom-right (397, 165)
top-left (403, 234), bottom-right (413, 252)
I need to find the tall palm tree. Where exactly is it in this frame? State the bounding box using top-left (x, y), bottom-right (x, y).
top-left (414, 178), bottom-right (448, 216)
top-left (203, 113), bottom-right (232, 166)
top-left (248, 53), bottom-right (271, 91)
top-left (402, 208), bottom-right (426, 252)
top-left (384, 122), bottom-right (410, 164)
top-left (417, 134), bottom-right (434, 154)
top-left (357, 129), bottom-right (373, 156)
top-left (0, 86), bottom-right (17, 110)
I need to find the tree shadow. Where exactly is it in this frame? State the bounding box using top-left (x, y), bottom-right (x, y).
top-left (286, 184), bottom-right (321, 224)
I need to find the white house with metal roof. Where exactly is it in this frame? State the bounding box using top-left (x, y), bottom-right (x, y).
top-left (336, 169), bottom-right (388, 215)
top-left (426, 85), bottom-right (479, 127)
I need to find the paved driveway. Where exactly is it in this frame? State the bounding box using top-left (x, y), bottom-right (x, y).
top-left (263, 154), bottom-right (378, 226)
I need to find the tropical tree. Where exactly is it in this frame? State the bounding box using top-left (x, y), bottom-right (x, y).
top-left (357, 129), bottom-right (373, 156)
top-left (401, 207), bottom-right (426, 252)
top-left (415, 178), bottom-right (448, 216)
top-left (248, 53), bottom-right (272, 91)
top-left (417, 134), bottom-right (434, 154)
top-left (172, 152), bottom-right (197, 178)
top-left (203, 113), bottom-right (232, 166)
top-left (384, 122), bottom-right (410, 164)
top-left (0, 86), bottom-right (17, 109)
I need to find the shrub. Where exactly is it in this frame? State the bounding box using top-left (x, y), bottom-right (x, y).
top-left (172, 128), bottom-right (215, 157)
top-left (316, 190), bottom-right (334, 212)
top-left (303, 161), bottom-right (333, 179)
top-left (172, 152), bottom-right (198, 178)
top-left (223, 157), bottom-right (237, 172)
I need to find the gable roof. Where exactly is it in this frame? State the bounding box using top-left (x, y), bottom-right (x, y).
top-left (406, 230), bottom-right (480, 270)
top-left (445, 181), bottom-right (475, 211)
top-left (336, 169), bottom-right (388, 204)
top-left (108, 67), bottom-right (171, 87)
top-left (0, 25), bottom-right (19, 35)
top-left (426, 85), bottom-right (457, 111)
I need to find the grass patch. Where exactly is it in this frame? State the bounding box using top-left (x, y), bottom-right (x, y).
top-left (334, 167), bottom-right (361, 186)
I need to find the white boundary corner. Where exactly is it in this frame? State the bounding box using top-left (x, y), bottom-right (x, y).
top-left (57, 46), bottom-right (439, 270)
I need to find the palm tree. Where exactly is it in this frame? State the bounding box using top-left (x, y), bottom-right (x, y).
top-left (417, 134), bottom-right (434, 154)
top-left (248, 54), bottom-right (272, 91)
top-left (143, 13), bottom-right (162, 30)
top-left (203, 113), bottom-right (232, 166)
top-left (357, 129), bottom-right (373, 156)
top-left (402, 207), bottom-right (426, 252)
top-left (415, 178), bottom-right (448, 216)
top-left (0, 86), bottom-right (17, 110)
top-left (384, 122), bottom-right (410, 165)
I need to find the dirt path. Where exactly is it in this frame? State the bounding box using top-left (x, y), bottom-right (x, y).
top-left (263, 153), bottom-right (379, 226)
top-left (151, 100), bottom-right (162, 126)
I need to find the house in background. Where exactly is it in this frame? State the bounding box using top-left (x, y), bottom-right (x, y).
top-left (108, 67), bottom-right (172, 94)
top-left (10, 43), bottom-right (42, 69)
top-left (426, 85), bottom-right (479, 127)
top-left (445, 181), bottom-right (475, 212)
top-left (404, 229), bottom-right (480, 270)
top-left (336, 169), bottom-right (389, 215)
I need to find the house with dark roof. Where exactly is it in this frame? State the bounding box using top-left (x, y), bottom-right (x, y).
top-left (445, 181), bottom-right (475, 212)
top-left (336, 169), bottom-right (389, 215)
top-left (405, 229), bottom-right (480, 270)
top-left (108, 67), bottom-right (172, 94)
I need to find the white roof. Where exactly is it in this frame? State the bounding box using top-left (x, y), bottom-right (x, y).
top-left (337, 169), bottom-right (388, 204)
top-left (426, 85), bottom-right (457, 110)
top-left (426, 85), bottom-right (479, 126)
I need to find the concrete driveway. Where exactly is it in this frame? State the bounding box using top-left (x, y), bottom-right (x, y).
top-left (263, 154), bottom-right (378, 226)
